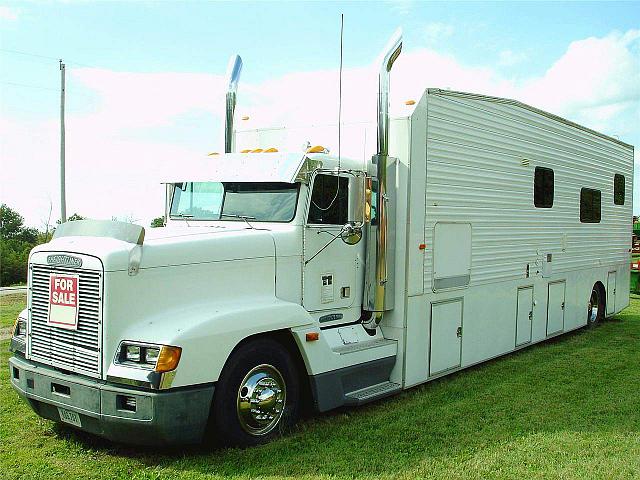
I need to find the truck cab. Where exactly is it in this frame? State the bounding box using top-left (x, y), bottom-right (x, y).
top-left (9, 149), bottom-right (400, 446)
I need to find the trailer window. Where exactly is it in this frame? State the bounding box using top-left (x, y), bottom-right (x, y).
top-left (308, 175), bottom-right (348, 225)
top-left (580, 188), bottom-right (601, 223)
top-left (614, 174), bottom-right (625, 205)
top-left (534, 167), bottom-right (554, 208)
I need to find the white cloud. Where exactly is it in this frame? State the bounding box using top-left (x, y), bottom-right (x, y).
top-left (0, 6), bottom-right (19, 21)
top-left (423, 22), bottom-right (454, 44)
top-left (1, 29), bottom-right (638, 227)
top-left (498, 49), bottom-right (528, 67)
top-left (519, 30), bottom-right (640, 118)
top-left (388, 0), bottom-right (413, 16)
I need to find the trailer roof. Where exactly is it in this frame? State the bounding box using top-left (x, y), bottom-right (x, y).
top-left (426, 88), bottom-right (633, 150)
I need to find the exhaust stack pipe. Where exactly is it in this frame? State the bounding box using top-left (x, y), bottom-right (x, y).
top-left (363, 29), bottom-right (402, 330)
top-left (224, 54), bottom-right (243, 153)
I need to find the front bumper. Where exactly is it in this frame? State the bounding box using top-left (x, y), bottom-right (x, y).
top-left (9, 355), bottom-right (214, 446)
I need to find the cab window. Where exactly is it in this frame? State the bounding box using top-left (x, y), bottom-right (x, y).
top-left (307, 175), bottom-right (348, 225)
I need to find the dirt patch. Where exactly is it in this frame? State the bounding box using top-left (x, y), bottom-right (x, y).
top-left (1, 326), bottom-right (12, 341)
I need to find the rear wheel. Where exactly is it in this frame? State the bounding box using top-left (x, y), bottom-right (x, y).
top-left (587, 284), bottom-right (605, 326)
top-left (211, 338), bottom-right (300, 447)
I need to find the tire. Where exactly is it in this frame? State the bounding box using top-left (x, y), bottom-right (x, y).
top-left (587, 284), bottom-right (605, 327)
top-left (210, 338), bottom-right (300, 447)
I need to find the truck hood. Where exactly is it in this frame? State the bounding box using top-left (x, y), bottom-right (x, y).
top-left (32, 224), bottom-right (276, 272)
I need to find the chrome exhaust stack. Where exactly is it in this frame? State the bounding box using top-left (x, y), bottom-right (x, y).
top-left (224, 54), bottom-right (243, 153)
top-left (363, 29), bottom-right (402, 331)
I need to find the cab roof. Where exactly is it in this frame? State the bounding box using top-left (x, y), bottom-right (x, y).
top-left (161, 152), bottom-right (366, 184)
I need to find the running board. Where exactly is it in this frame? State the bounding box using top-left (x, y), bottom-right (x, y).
top-left (344, 381), bottom-right (401, 406)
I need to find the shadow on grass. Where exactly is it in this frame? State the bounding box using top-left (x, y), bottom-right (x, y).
top-left (52, 316), bottom-right (640, 477)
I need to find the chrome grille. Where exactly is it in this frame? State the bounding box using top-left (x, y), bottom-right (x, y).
top-left (28, 263), bottom-right (103, 377)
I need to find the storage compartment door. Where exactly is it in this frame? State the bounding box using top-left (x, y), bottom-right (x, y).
top-left (607, 271), bottom-right (616, 315)
top-left (516, 286), bottom-right (533, 346)
top-left (546, 281), bottom-right (566, 336)
top-left (429, 299), bottom-right (463, 376)
top-left (433, 223), bottom-right (471, 291)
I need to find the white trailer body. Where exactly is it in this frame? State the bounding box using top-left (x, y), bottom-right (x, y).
top-left (9, 45), bottom-right (633, 445)
top-left (236, 88), bottom-right (633, 393)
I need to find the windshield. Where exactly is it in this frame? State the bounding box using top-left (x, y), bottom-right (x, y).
top-left (170, 182), bottom-right (299, 222)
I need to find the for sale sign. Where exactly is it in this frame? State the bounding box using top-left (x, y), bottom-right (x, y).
top-left (48, 274), bottom-right (80, 330)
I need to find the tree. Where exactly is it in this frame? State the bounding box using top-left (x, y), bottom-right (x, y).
top-left (151, 216), bottom-right (165, 228)
top-left (56, 213), bottom-right (85, 225)
top-left (0, 204), bottom-right (37, 243)
top-left (0, 204), bottom-right (39, 286)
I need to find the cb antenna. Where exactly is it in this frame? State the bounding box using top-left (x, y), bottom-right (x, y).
top-left (338, 13), bottom-right (344, 170)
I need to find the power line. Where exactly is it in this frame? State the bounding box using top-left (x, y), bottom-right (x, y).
top-left (0, 80), bottom-right (58, 91)
top-left (0, 48), bottom-right (97, 69)
top-left (0, 48), bottom-right (58, 62)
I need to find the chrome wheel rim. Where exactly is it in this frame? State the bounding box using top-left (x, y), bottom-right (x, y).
top-left (588, 288), bottom-right (599, 323)
top-left (237, 364), bottom-right (286, 436)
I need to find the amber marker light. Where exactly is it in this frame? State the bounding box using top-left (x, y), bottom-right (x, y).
top-left (241, 115), bottom-right (250, 121)
top-left (155, 346), bottom-right (182, 373)
top-left (405, 99), bottom-right (416, 105)
top-left (306, 145), bottom-right (326, 153)
top-left (305, 332), bottom-right (320, 342)
top-left (207, 152), bottom-right (219, 156)
top-left (251, 148), bottom-right (264, 153)
top-left (240, 149), bottom-right (251, 153)
top-left (265, 147), bottom-right (279, 152)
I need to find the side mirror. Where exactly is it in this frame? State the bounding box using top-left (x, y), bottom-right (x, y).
top-left (340, 222), bottom-right (363, 245)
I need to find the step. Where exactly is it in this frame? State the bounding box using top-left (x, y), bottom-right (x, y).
top-left (332, 338), bottom-right (396, 355)
top-left (344, 381), bottom-right (402, 406)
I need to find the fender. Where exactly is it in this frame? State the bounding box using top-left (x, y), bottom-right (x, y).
top-left (107, 297), bottom-right (314, 388)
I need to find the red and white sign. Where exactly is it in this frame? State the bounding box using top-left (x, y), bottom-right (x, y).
top-left (47, 274), bottom-right (80, 330)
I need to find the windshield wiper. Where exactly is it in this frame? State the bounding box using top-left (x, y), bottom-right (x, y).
top-left (219, 213), bottom-right (256, 229)
top-left (169, 213), bottom-right (194, 218)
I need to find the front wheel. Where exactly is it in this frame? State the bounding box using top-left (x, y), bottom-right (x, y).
top-left (587, 284), bottom-right (605, 327)
top-left (210, 338), bottom-right (300, 447)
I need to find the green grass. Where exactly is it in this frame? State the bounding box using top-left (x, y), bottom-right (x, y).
top-left (0, 293), bottom-right (26, 337)
top-left (1, 295), bottom-right (640, 479)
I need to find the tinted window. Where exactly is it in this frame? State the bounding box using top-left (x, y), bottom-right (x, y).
top-left (614, 174), bottom-right (625, 205)
top-left (308, 175), bottom-right (348, 225)
top-left (534, 167), bottom-right (554, 208)
top-left (580, 188), bottom-right (601, 223)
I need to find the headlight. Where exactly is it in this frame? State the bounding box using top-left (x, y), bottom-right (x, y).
top-left (10, 314), bottom-right (27, 354)
top-left (117, 342), bottom-right (181, 372)
top-left (13, 317), bottom-right (27, 339)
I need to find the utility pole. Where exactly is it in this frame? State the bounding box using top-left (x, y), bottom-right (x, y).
top-left (59, 59), bottom-right (67, 223)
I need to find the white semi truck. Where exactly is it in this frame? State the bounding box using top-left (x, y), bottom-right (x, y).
top-left (9, 31), bottom-right (634, 447)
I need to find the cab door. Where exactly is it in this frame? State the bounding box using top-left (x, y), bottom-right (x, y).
top-left (302, 173), bottom-right (365, 323)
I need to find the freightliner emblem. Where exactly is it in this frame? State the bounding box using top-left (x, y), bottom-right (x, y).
top-left (47, 254), bottom-right (82, 268)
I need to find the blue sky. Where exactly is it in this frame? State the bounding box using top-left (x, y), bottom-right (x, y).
top-left (0, 1), bottom-right (638, 226)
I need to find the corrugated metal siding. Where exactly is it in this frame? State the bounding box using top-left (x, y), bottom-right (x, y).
top-left (423, 91), bottom-right (634, 290)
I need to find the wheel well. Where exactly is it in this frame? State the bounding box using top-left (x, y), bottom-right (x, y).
top-left (225, 330), bottom-right (314, 413)
top-left (594, 280), bottom-right (606, 308)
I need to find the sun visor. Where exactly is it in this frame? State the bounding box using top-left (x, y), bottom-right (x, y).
top-left (53, 219), bottom-right (145, 246)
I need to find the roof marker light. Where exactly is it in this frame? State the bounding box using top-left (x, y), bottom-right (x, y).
top-left (265, 148), bottom-right (279, 153)
top-left (251, 148), bottom-right (264, 153)
top-left (405, 100), bottom-right (416, 105)
top-left (240, 149), bottom-right (251, 153)
top-left (306, 145), bottom-right (327, 154)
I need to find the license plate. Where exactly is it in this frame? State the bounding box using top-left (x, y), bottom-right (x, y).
top-left (47, 274), bottom-right (80, 330)
top-left (58, 407), bottom-right (82, 427)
